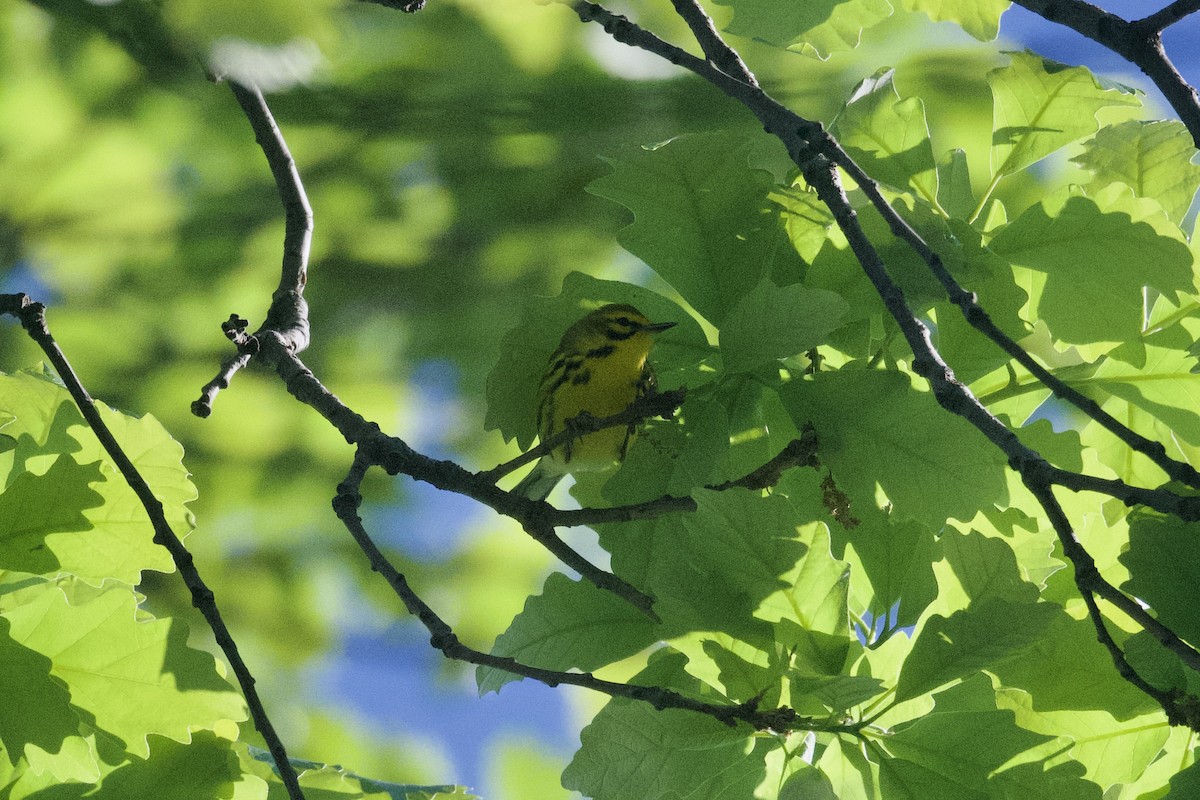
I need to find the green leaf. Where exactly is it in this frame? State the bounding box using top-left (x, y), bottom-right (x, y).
top-left (0, 370), bottom-right (189, 584)
top-left (989, 51), bottom-right (1140, 178)
top-left (677, 489), bottom-right (810, 633)
top-left (996, 689), bottom-right (1169, 787)
top-left (884, 708), bottom-right (1101, 799)
top-left (88, 732), bottom-right (245, 800)
top-left (1168, 761), bottom-right (1200, 797)
top-left (936, 149), bottom-right (976, 220)
top-left (483, 273), bottom-right (706, 448)
top-left (894, 598), bottom-right (1058, 702)
top-left (713, 0), bottom-right (893, 59)
top-left (756, 522), bottom-right (850, 646)
top-left (833, 69), bottom-right (937, 201)
top-left (598, 395), bottom-right (730, 503)
top-left (20, 733), bottom-right (101, 786)
top-left (68, 403), bottom-right (191, 584)
top-left (0, 455), bottom-right (104, 576)
top-left (0, 369), bottom-right (88, 468)
top-left (816, 737), bottom-right (877, 800)
top-left (988, 188), bottom-right (1194, 344)
top-left (770, 186), bottom-right (835, 264)
top-left (598, 489), bottom-right (808, 638)
top-left (1072, 119), bottom-right (1200, 226)
top-left (900, 0), bottom-right (1010, 41)
top-left (779, 765), bottom-right (838, 800)
top-left (1121, 515), bottom-right (1200, 646)
top-left (1087, 342), bottom-right (1200, 448)
top-left (0, 615), bottom-right (79, 769)
top-left (719, 280), bottom-right (850, 372)
top-left (476, 572), bottom-right (659, 695)
top-left (1015, 417), bottom-right (1083, 472)
top-left (562, 653), bottom-right (767, 800)
top-left (588, 132), bottom-right (793, 325)
top-left (702, 638), bottom-right (783, 706)
top-left (940, 528), bottom-right (1038, 605)
top-left (991, 609), bottom-right (1158, 719)
top-left (789, 673), bottom-right (886, 713)
top-left (778, 369), bottom-right (1008, 528)
top-left (2, 587), bottom-right (246, 758)
top-left (844, 514), bottom-right (940, 642)
top-left (563, 704), bottom-right (767, 800)
top-left (718, 377), bottom-right (804, 480)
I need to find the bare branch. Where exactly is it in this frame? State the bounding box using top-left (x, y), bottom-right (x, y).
top-left (1048, 468), bottom-right (1200, 520)
top-left (193, 82), bottom-right (313, 417)
top-left (226, 81), bottom-right (312, 302)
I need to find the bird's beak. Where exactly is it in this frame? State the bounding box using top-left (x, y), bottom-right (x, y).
top-left (643, 320), bottom-right (676, 334)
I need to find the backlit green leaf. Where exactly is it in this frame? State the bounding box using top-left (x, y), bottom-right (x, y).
top-left (989, 51), bottom-right (1139, 178)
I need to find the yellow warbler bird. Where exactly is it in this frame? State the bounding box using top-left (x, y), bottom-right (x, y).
top-left (513, 303), bottom-right (676, 500)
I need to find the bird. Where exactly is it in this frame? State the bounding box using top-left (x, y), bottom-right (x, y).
top-left (512, 303), bottom-right (676, 500)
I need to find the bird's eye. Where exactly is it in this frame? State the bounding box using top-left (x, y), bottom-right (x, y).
top-left (615, 316), bottom-right (633, 327)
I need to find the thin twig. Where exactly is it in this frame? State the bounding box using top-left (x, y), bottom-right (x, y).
top-left (1048, 468), bottom-right (1200, 520)
top-left (0, 294), bottom-right (309, 800)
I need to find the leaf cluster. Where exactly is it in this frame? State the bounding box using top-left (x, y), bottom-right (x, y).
top-left (477, 46), bottom-right (1200, 799)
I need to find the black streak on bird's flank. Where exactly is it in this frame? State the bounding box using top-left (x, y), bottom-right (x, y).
top-left (572, 369), bottom-right (592, 385)
top-left (587, 344), bottom-right (616, 358)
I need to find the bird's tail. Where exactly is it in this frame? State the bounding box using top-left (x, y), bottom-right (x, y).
top-left (512, 459), bottom-right (564, 501)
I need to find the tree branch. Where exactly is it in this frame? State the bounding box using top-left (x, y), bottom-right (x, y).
top-left (1048, 468), bottom-right (1200, 520)
top-left (1136, 0), bottom-right (1200, 32)
top-left (822, 142), bottom-right (1200, 492)
top-left (193, 81), bottom-right (313, 417)
top-left (0, 293), bottom-right (309, 800)
top-left (333, 453), bottom-right (860, 735)
top-left (667, 0), bottom-right (757, 87)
